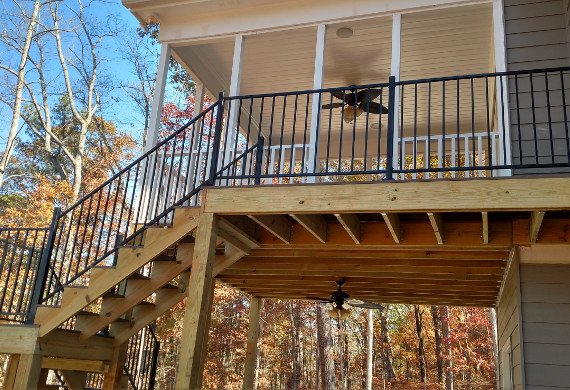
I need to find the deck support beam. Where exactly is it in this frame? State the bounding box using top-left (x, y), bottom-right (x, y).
top-left (243, 297), bottom-right (263, 390)
top-left (307, 24), bottom-right (326, 180)
top-left (4, 352), bottom-right (43, 390)
top-left (175, 213), bottom-right (218, 389)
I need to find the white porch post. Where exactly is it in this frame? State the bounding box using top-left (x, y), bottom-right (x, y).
top-left (307, 24), bottom-right (326, 182)
top-left (390, 14), bottom-right (402, 177)
top-left (493, 0), bottom-right (513, 175)
top-left (223, 35), bottom-right (245, 167)
top-left (146, 42), bottom-right (171, 151)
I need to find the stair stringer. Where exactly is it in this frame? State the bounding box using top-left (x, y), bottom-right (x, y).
top-left (35, 207), bottom-right (201, 337)
top-left (76, 243), bottom-right (195, 339)
top-left (112, 242), bottom-right (250, 345)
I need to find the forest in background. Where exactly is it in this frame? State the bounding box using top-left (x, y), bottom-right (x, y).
top-left (0, 1), bottom-right (498, 388)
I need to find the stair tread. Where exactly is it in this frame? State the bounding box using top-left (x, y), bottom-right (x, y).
top-left (128, 273), bottom-right (151, 280)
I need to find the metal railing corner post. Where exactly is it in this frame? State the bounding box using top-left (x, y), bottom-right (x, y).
top-left (207, 92), bottom-right (225, 186)
top-left (26, 206), bottom-right (61, 324)
top-left (254, 136), bottom-right (265, 185)
top-left (385, 75), bottom-right (396, 180)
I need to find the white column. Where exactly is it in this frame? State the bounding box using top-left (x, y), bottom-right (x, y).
top-left (493, 0), bottom-right (513, 175)
top-left (146, 42), bottom-right (171, 151)
top-left (224, 35), bottom-right (245, 166)
top-left (307, 24), bottom-right (327, 182)
top-left (391, 14), bottom-right (402, 177)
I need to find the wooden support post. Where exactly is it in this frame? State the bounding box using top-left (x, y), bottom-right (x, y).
top-left (427, 212), bottom-right (444, 245)
top-left (243, 297), bottom-right (263, 390)
top-left (102, 343), bottom-right (129, 390)
top-left (146, 43), bottom-right (171, 151)
top-left (529, 211), bottom-right (546, 243)
top-left (4, 353), bottom-right (43, 390)
top-left (307, 24), bottom-right (326, 180)
top-left (175, 213), bottom-right (218, 389)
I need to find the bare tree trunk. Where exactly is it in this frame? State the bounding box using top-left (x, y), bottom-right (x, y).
top-left (0, 0), bottom-right (41, 188)
top-left (414, 305), bottom-right (427, 384)
top-left (440, 306), bottom-right (454, 390)
top-left (289, 302), bottom-right (301, 390)
top-left (431, 306), bottom-right (444, 385)
top-left (379, 306), bottom-right (396, 382)
top-left (489, 308), bottom-right (500, 390)
top-left (366, 309), bottom-right (373, 390)
top-left (316, 305), bottom-right (336, 390)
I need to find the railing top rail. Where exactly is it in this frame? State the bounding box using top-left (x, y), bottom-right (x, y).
top-left (227, 65), bottom-right (570, 100)
top-left (226, 81), bottom-right (391, 100)
top-left (57, 101), bottom-right (220, 219)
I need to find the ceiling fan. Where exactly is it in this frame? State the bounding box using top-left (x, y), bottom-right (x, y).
top-left (322, 88), bottom-right (388, 123)
top-left (311, 279), bottom-right (384, 320)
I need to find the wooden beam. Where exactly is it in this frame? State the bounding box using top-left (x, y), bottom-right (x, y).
top-left (4, 353), bottom-right (43, 390)
top-left (41, 357), bottom-right (109, 373)
top-left (381, 213), bottom-right (402, 244)
top-left (212, 242), bottom-right (249, 277)
top-left (40, 329), bottom-right (114, 361)
top-left (175, 213), bottom-right (218, 389)
top-left (335, 214), bottom-right (361, 244)
top-left (482, 212), bottom-right (489, 244)
top-left (203, 178), bottom-right (570, 214)
top-left (0, 325), bottom-right (39, 355)
top-left (102, 343), bottom-right (128, 389)
top-left (218, 217), bottom-right (260, 253)
top-left (427, 212), bottom-right (444, 244)
top-left (529, 211), bottom-right (546, 243)
top-left (290, 214), bottom-right (327, 243)
top-left (243, 297), bottom-right (263, 390)
top-left (249, 214), bottom-right (291, 244)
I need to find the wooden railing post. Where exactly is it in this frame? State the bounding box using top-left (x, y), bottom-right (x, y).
top-left (26, 207), bottom-right (61, 324)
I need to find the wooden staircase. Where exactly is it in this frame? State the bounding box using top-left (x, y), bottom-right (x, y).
top-left (34, 207), bottom-right (202, 339)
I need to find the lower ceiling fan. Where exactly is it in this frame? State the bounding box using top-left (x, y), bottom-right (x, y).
top-left (310, 279), bottom-right (384, 320)
top-left (322, 88), bottom-right (388, 123)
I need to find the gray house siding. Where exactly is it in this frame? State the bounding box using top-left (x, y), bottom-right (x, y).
top-left (520, 263), bottom-right (570, 388)
top-left (504, 0), bottom-right (570, 174)
top-left (497, 258), bottom-right (524, 389)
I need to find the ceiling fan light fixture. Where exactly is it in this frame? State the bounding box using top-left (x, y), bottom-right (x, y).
top-left (328, 306), bottom-right (352, 320)
top-left (336, 27), bottom-right (354, 39)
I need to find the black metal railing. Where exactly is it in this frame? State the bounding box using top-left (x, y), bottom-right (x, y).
top-left (125, 324), bottom-right (160, 390)
top-left (0, 227), bottom-right (48, 322)
top-left (39, 99), bottom-right (223, 306)
top-left (216, 66), bottom-right (570, 184)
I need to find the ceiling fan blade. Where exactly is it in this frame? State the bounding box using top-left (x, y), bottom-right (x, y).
top-left (356, 88), bottom-right (383, 103)
top-left (360, 101), bottom-right (388, 115)
top-left (346, 299), bottom-right (385, 310)
top-left (321, 102), bottom-right (344, 109)
top-left (305, 297), bottom-right (334, 303)
top-left (330, 90), bottom-right (357, 106)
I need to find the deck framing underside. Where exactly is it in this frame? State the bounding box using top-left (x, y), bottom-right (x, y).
top-left (204, 177), bottom-right (570, 307)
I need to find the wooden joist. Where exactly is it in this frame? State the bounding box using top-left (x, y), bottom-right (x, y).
top-left (381, 212), bottom-right (402, 244)
top-left (529, 211), bottom-right (546, 243)
top-left (427, 212), bottom-right (444, 244)
top-left (335, 213), bottom-right (361, 244)
top-left (248, 214), bottom-right (291, 244)
top-left (290, 214), bottom-right (327, 243)
top-left (41, 357), bottom-right (109, 373)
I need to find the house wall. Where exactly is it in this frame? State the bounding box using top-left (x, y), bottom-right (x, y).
top-left (497, 256), bottom-right (524, 389)
top-left (519, 263), bottom-right (570, 388)
top-left (504, 0), bottom-right (570, 173)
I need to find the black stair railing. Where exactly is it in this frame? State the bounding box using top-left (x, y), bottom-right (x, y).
top-left (37, 95), bottom-right (224, 308)
top-left (124, 323), bottom-right (160, 390)
top-left (0, 227), bottom-right (49, 322)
